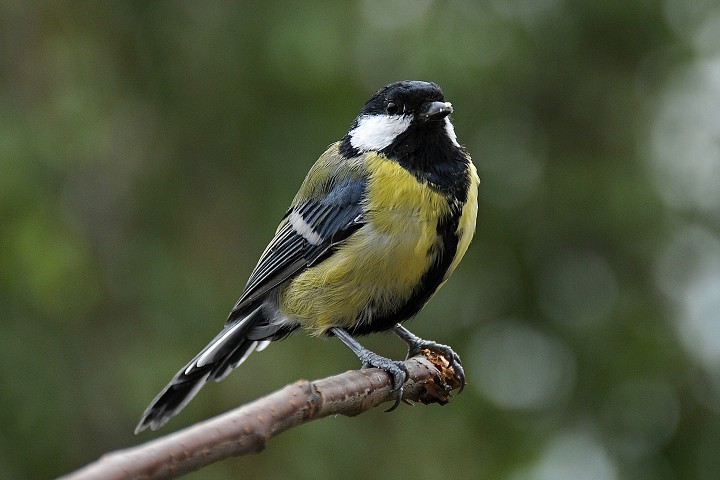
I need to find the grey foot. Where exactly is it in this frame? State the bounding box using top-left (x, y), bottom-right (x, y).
top-left (393, 324), bottom-right (466, 393)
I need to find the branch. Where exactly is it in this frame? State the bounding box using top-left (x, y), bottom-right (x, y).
top-left (59, 350), bottom-right (463, 480)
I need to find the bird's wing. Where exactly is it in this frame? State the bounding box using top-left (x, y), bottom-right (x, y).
top-left (228, 171), bottom-right (367, 322)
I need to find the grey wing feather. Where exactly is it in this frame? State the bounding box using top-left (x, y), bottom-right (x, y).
top-left (136, 158), bottom-right (368, 433)
top-left (227, 176), bottom-right (367, 322)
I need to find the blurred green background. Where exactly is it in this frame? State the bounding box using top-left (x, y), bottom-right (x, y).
top-left (2, 1), bottom-right (720, 479)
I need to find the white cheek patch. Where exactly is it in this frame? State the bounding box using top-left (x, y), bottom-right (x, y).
top-left (349, 114), bottom-right (413, 152)
top-left (444, 117), bottom-right (461, 148)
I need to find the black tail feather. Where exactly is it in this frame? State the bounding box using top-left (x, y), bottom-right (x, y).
top-left (135, 309), bottom-right (266, 433)
top-left (134, 366), bottom-right (212, 433)
top-left (134, 303), bottom-right (306, 433)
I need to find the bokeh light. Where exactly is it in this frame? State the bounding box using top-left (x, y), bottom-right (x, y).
top-left (512, 429), bottom-right (618, 480)
top-left (655, 226), bottom-right (720, 368)
top-left (470, 319), bottom-right (576, 410)
top-left (648, 59), bottom-right (720, 213)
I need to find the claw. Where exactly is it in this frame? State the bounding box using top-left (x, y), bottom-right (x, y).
top-left (393, 324), bottom-right (466, 393)
top-left (331, 327), bottom-right (410, 410)
top-left (359, 350), bottom-right (409, 411)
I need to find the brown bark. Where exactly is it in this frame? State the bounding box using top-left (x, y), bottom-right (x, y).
top-left (59, 350), bottom-right (462, 480)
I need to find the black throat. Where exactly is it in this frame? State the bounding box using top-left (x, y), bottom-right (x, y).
top-left (342, 121), bottom-right (472, 336)
top-left (340, 121), bottom-right (470, 202)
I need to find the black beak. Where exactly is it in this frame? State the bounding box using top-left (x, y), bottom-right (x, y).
top-left (419, 101), bottom-right (453, 123)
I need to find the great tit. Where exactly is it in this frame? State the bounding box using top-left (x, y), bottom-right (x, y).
top-left (136, 80), bottom-right (479, 433)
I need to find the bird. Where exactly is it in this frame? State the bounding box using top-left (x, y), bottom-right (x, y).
top-left (135, 80), bottom-right (479, 433)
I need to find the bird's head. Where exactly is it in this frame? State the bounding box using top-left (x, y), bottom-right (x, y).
top-left (344, 80), bottom-right (460, 154)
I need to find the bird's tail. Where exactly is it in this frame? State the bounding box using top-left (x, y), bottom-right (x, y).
top-left (135, 306), bottom-right (270, 434)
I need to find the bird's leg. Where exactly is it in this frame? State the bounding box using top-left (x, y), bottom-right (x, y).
top-left (392, 324), bottom-right (466, 393)
top-left (331, 327), bottom-right (409, 412)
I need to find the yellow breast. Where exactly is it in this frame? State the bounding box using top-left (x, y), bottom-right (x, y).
top-left (279, 152), bottom-right (454, 335)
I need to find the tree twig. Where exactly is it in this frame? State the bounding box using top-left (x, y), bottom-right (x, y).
top-left (59, 350), bottom-right (463, 480)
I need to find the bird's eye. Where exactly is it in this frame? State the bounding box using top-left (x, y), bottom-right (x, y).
top-left (386, 101), bottom-right (399, 114)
